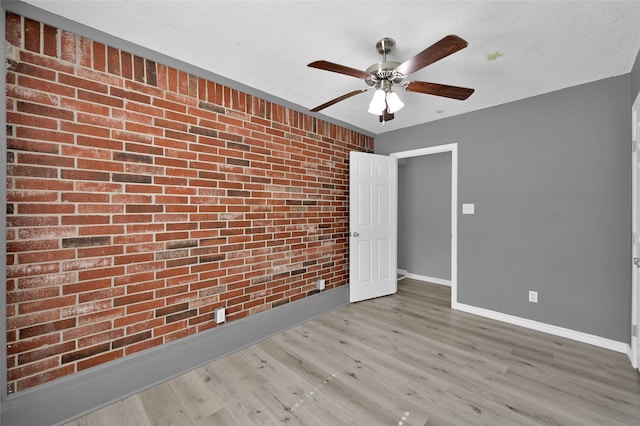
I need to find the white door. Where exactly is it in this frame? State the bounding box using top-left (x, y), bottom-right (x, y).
top-left (632, 94), bottom-right (640, 371)
top-left (349, 151), bottom-right (397, 303)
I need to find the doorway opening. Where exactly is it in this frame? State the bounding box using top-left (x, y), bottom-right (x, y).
top-left (390, 143), bottom-right (458, 307)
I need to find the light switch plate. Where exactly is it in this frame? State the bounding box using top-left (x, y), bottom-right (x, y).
top-left (462, 203), bottom-right (475, 215)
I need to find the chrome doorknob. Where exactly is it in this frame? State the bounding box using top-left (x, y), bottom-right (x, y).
top-left (350, 232), bottom-right (359, 237)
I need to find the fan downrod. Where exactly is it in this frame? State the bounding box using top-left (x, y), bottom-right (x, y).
top-left (375, 37), bottom-right (395, 60)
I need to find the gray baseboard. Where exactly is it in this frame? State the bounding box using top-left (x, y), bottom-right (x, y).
top-left (1, 285), bottom-right (349, 426)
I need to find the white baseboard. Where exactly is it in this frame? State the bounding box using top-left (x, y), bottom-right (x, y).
top-left (453, 302), bottom-right (630, 354)
top-left (396, 269), bottom-right (451, 287)
top-left (399, 269), bottom-right (630, 355)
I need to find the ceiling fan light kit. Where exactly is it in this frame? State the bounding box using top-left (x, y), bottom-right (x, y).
top-left (308, 35), bottom-right (475, 123)
top-left (367, 88), bottom-right (387, 114)
top-left (385, 91), bottom-right (405, 114)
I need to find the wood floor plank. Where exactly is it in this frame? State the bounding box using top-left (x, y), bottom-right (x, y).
top-left (64, 395), bottom-right (151, 426)
top-left (168, 370), bottom-right (224, 423)
top-left (65, 279), bottom-right (640, 425)
top-left (137, 381), bottom-right (197, 426)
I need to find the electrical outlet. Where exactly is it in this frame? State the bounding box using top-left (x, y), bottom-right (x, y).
top-left (528, 291), bottom-right (538, 303)
top-left (215, 307), bottom-right (226, 324)
top-left (317, 279), bottom-right (325, 291)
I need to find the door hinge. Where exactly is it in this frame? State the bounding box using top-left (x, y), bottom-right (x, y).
top-left (633, 140), bottom-right (638, 152)
top-left (634, 257), bottom-right (640, 268)
top-left (633, 324), bottom-right (638, 336)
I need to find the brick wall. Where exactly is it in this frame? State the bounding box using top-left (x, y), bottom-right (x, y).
top-left (4, 13), bottom-right (373, 394)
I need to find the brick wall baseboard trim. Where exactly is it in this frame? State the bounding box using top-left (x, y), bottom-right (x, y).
top-left (1, 285), bottom-right (349, 426)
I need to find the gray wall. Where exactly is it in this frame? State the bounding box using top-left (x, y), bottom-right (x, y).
top-left (632, 47), bottom-right (640, 103)
top-left (398, 153), bottom-right (451, 280)
top-left (377, 75), bottom-right (631, 343)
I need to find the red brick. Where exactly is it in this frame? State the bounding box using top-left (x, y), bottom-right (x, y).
top-left (61, 259), bottom-right (105, 277)
top-left (15, 364), bottom-right (75, 392)
top-left (121, 51), bottom-right (133, 79)
top-left (17, 249), bottom-right (75, 265)
top-left (78, 225), bottom-right (124, 236)
top-left (77, 158), bottom-right (123, 173)
top-left (76, 135), bottom-right (123, 151)
top-left (19, 318), bottom-right (76, 339)
top-left (77, 308), bottom-right (125, 326)
top-left (62, 300), bottom-right (112, 318)
top-left (6, 13), bottom-right (23, 47)
top-left (13, 62), bottom-right (56, 81)
top-left (126, 299), bottom-right (164, 315)
top-left (107, 46), bottom-right (120, 75)
top-left (62, 320), bottom-right (112, 341)
top-left (78, 266), bottom-right (125, 281)
top-left (18, 341), bottom-right (76, 365)
top-left (7, 333), bottom-right (60, 356)
top-left (113, 291), bottom-right (154, 307)
top-left (59, 73), bottom-right (109, 94)
top-left (154, 320), bottom-right (186, 337)
top-left (124, 336), bottom-right (163, 356)
top-left (111, 330), bottom-right (152, 349)
top-left (113, 311), bottom-right (153, 328)
top-left (7, 262), bottom-right (60, 280)
top-left (7, 309), bottom-right (60, 330)
top-left (79, 287), bottom-right (125, 304)
top-left (24, 19), bottom-right (41, 53)
top-left (92, 41), bottom-right (106, 71)
top-left (133, 55), bottom-right (145, 82)
top-left (78, 329), bottom-right (124, 349)
top-left (17, 75), bottom-right (76, 98)
top-left (77, 348), bottom-right (124, 371)
top-left (61, 31), bottom-right (77, 63)
top-left (77, 89), bottom-right (123, 108)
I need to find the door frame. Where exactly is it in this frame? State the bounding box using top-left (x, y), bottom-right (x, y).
top-left (632, 93), bottom-right (639, 370)
top-left (390, 143), bottom-right (458, 307)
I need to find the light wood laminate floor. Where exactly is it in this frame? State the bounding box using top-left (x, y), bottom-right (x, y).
top-left (66, 279), bottom-right (640, 425)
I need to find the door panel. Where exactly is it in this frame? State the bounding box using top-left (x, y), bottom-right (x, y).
top-left (633, 96), bottom-right (640, 370)
top-left (349, 151), bottom-right (397, 303)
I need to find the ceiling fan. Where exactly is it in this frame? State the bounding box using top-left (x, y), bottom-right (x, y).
top-left (308, 35), bottom-right (475, 123)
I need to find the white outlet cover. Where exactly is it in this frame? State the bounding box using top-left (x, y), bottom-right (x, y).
top-left (215, 308), bottom-right (226, 323)
top-left (528, 291), bottom-right (538, 303)
top-left (462, 203), bottom-right (475, 215)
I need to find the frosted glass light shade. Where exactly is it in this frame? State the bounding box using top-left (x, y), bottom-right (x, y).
top-left (386, 91), bottom-right (404, 113)
top-left (367, 89), bottom-right (386, 115)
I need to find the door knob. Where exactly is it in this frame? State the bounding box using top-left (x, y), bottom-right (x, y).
top-left (350, 232), bottom-right (359, 237)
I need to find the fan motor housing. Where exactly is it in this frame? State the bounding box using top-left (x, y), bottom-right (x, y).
top-left (366, 61), bottom-right (404, 85)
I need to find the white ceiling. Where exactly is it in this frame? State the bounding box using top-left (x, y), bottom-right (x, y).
top-left (20, 1), bottom-right (640, 135)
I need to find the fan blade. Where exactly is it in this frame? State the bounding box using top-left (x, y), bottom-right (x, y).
top-left (308, 60), bottom-right (370, 80)
top-left (310, 89), bottom-right (368, 112)
top-left (405, 81), bottom-right (474, 100)
top-left (396, 35), bottom-right (468, 76)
